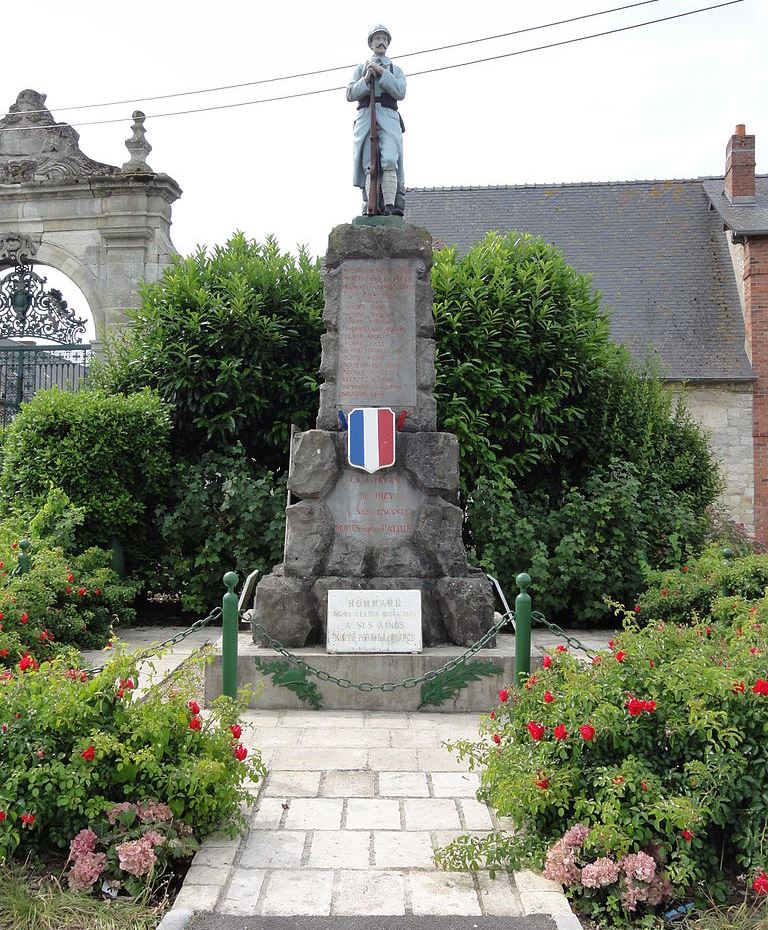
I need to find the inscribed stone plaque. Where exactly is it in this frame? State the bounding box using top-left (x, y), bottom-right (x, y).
top-left (337, 259), bottom-right (417, 407)
top-left (326, 469), bottom-right (423, 542)
top-left (327, 589), bottom-right (422, 653)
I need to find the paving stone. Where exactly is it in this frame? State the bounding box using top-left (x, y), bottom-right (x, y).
top-left (418, 747), bottom-right (468, 771)
top-left (409, 712), bottom-right (453, 728)
top-left (515, 869), bottom-right (565, 894)
top-left (173, 884), bottom-right (222, 911)
top-left (308, 830), bottom-right (370, 868)
top-left (265, 771), bottom-right (322, 798)
top-left (388, 728), bottom-right (440, 748)
top-left (301, 727), bottom-right (391, 748)
top-left (218, 868), bottom-right (267, 915)
top-left (368, 748), bottom-right (419, 771)
top-left (283, 797), bottom-right (344, 830)
top-left (519, 891), bottom-right (574, 916)
top-left (193, 844), bottom-right (238, 867)
top-left (261, 869), bottom-right (334, 915)
top-left (249, 797), bottom-right (286, 830)
top-left (272, 748), bottom-right (368, 770)
top-left (247, 727), bottom-right (302, 747)
top-left (240, 830), bottom-right (306, 868)
top-left (333, 870), bottom-right (406, 915)
top-left (199, 832), bottom-right (243, 849)
top-left (367, 713), bottom-right (411, 729)
top-left (182, 863), bottom-right (231, 886)
top-left (346, 798), bottom-right (401, 830)
top-left (430, 772), bottom-right (481, 797)
top-left (373, 830), bottom-right (435, 868)
top-left (408, 871), bottom-right (481, 915)
top-left (379, 771), bottom-right (429, 797)
top-left (321, 769), bottom-right (375, 797)
top-left (554, 913), bottom-right (584, 929)
top-left (459, 798), bottom-right (495, 830)
top-left (404, 798), bottom-right (461, 831)
top-left (282, 712), bottom-right (365, 728)
top-left (476, 872), bottom-right (524, 916)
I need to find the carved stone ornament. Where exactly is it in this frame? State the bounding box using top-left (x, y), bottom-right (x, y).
top-left (122, 111), bottom-right (153, 173)
top-left (0, 232), bottom-right (40, 265)
top-left (0, 89), bottom-right (120, 183)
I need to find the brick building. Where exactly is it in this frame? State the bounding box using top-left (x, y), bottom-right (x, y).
top-left (406, 126), bottom-right (768, 539)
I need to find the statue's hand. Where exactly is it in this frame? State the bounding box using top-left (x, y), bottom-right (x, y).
top-left (366, 60), bottom-right (385, 78)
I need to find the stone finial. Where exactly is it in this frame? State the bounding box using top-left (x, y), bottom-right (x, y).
top-left (122, 110), bottom-right (153, 173)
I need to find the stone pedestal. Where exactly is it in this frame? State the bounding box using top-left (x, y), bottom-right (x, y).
top-left (251, 223), bottom-right (493, 647)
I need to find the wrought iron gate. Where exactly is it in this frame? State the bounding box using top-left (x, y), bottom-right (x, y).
top-left (0, 258), bottom-right (92, 447)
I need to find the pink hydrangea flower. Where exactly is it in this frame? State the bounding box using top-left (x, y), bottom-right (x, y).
top-left (69, 828), bottom-right (98, 859)
top-left (543, 838), bottom-right (581, 885)
top-left (562, 824), bottom-right (590, 847)
top-left (117, 838), bottom-right (157, 877)
top-left (142, 829), bottom-right (166, 847)
top-left (581, 857), bottom-right (620, 888)
top-left (107, 801), bottom-right (139, 825)
top-left (620, 851), bottom-right (656, 883)
top-left (138, 800), bottom-right (173, 823)
top-left (68, 851), bottom-right (107, 891)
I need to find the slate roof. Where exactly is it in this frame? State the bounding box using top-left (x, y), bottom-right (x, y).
top-left (405, 177), bottom-right (754, 382)
top-left (703, 176), bottom-right (768, 236)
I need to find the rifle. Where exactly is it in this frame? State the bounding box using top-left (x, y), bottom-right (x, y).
top-left (366, 64), bottom-right (380, 215)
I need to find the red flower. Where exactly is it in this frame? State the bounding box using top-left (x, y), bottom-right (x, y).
top-left (613, 776), bottom-right (624, 785)
top-left (641, 781), bottom-right (649, 791)
top-left (616, 651), bottom-right (626, 663)
top-left (78, 587), bottom-right (87, 597)
top-left (81, 745), bottom-right (95, 762)
top-left (732, 681), bottom-right (745, 694)
top-left (0, 810), bottom-right (5, 822)
top-left (580, 724), bottom-right (595, 742)
top-left (752, 679), bottom-right (768, 696)
top-left (643, 700), bottom-right (657, 713)
top-left (608, 639), bottom-right (615, 650)
top-left (229, 724), bottom-right (242, 739)
top-left (681, 829), bottom-right (693, 843)
top-left (21, 813), bottom-right (35, 826)
top-left (543, 690), bottom-right (554, 704)
top-left (0, 649), bottom-right (7, 658)
top-left (234, 744), bottom-right (248, 761)
top-left (554, 723), bottom-right (568, 741)
top-left (20, 613), bottom-right (28, 625)
top-left (753, 871), bottom-right (768, 895)
top-left (492, 733), bottom-right (501, 745)
top-left (649, 660), bottom-right (655, 668)
top-left (543, 656), bottom-right (552, 669)
top-left (527, 721), bottom-right (545, 741)
top-left (489, 710), bottom-right (495, 720)
top-left (18, 654), bottom-right (38, 672)
top-left (498, 689), bottom-right (509, 703)
top-left (188, 716), bottom-right (201, 731)
top-left (556, 645), bottom-right (567, 653)
top-left (94, 588), bottom-right (102, 596)
top-left (633, 604), bottom-right (641, 614)
top-left (592, 654), bottom-right (602, 666)
top-left (626, 697), bottom-right (644, 716)
top-left (67, 574), bottom-right (74, 583)
top-left (534, 775), bottom-right (549, 789)
top-left (750, 647), bottom-right (762, 655)
top-left (188, 700), bottom-right (201, 714)
top-left (65, 586), bottom-right (71, 595)
top-left (681, 565), bottom-right (689, 573)
top-left (524, 675), bottom-right (537, 690)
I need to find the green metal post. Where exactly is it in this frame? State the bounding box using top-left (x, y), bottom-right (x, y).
top-left (514, 572), bottom-right (532, 688)
top-left (222, 571), bottom-right (239, 699)
top-left (15, 539), bottom-right (31, 576)
top-left (721, 547), bottom-right (734, 597)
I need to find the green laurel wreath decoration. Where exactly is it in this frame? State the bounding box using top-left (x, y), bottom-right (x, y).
top-left (253, 657), bottom-right (323, 709)
top-left (418, 659), bottom-right (503, 709)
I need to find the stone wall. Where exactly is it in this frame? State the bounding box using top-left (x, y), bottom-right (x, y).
top-left (670, 381), bottom-right (754, 534)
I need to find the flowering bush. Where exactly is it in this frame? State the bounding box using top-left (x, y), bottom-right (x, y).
top-left (0, 651), bottom-right (265, 875)
top-left (439, 616), bottom-right (768, 925)
top-left (0, 507), bottom-right (140, 666)
top-left (66, 800), bottom-right (198, 897)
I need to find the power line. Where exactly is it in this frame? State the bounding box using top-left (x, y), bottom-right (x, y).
top-left (45, 0), bottom-right (666, 115)
top-left (0, 0), bottom-right (744, 134)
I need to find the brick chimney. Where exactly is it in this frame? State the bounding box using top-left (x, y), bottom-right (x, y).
top-left (725, 123), bottom-right (755, 203)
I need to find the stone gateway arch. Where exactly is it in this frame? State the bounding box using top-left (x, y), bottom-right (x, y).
top-left (0, 89), bottom-right (181, 353)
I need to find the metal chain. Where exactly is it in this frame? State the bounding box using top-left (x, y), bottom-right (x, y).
top-left (84, 606), bottom-right (222, 678)
top-left (531, 610), bottom-right (597, 658)
top-left (252, 608), bottom-right (515, 692)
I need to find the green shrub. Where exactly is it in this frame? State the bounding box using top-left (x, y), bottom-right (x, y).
top-left (0, 500), bottom-right (140, 665)
top-left (0, 389), bottom-right (172, 554)
top-left (438, 616), bottom-right (768, 925)
top-left (151, 447), bottom-right (286, 613)
top-left (0, 651), bottom-right (265, 883)
top-left (92, 233), bottom-right (324, 467)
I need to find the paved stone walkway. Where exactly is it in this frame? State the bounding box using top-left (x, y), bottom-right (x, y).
top-left (173, 709), bottom-right (580, 925)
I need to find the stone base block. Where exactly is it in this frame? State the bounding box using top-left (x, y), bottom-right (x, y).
top-left (252, 573), bottom-right (317, 647)
top-left (206, 633), bottom-right (518, 712)
top-left (434, 575), bottom-right (496, 647)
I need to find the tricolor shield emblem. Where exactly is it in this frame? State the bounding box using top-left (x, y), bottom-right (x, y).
top-left (347, 407), bottom-right (396, 474)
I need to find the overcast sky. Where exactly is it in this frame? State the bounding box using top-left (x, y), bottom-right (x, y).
top-left (2, 0), bottom-right (766, 334)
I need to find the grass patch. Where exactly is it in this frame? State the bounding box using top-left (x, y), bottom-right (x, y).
top-left (0, 864), bottom-right (165, 930)
top-left (683, 899), bottom-right (768, 930)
